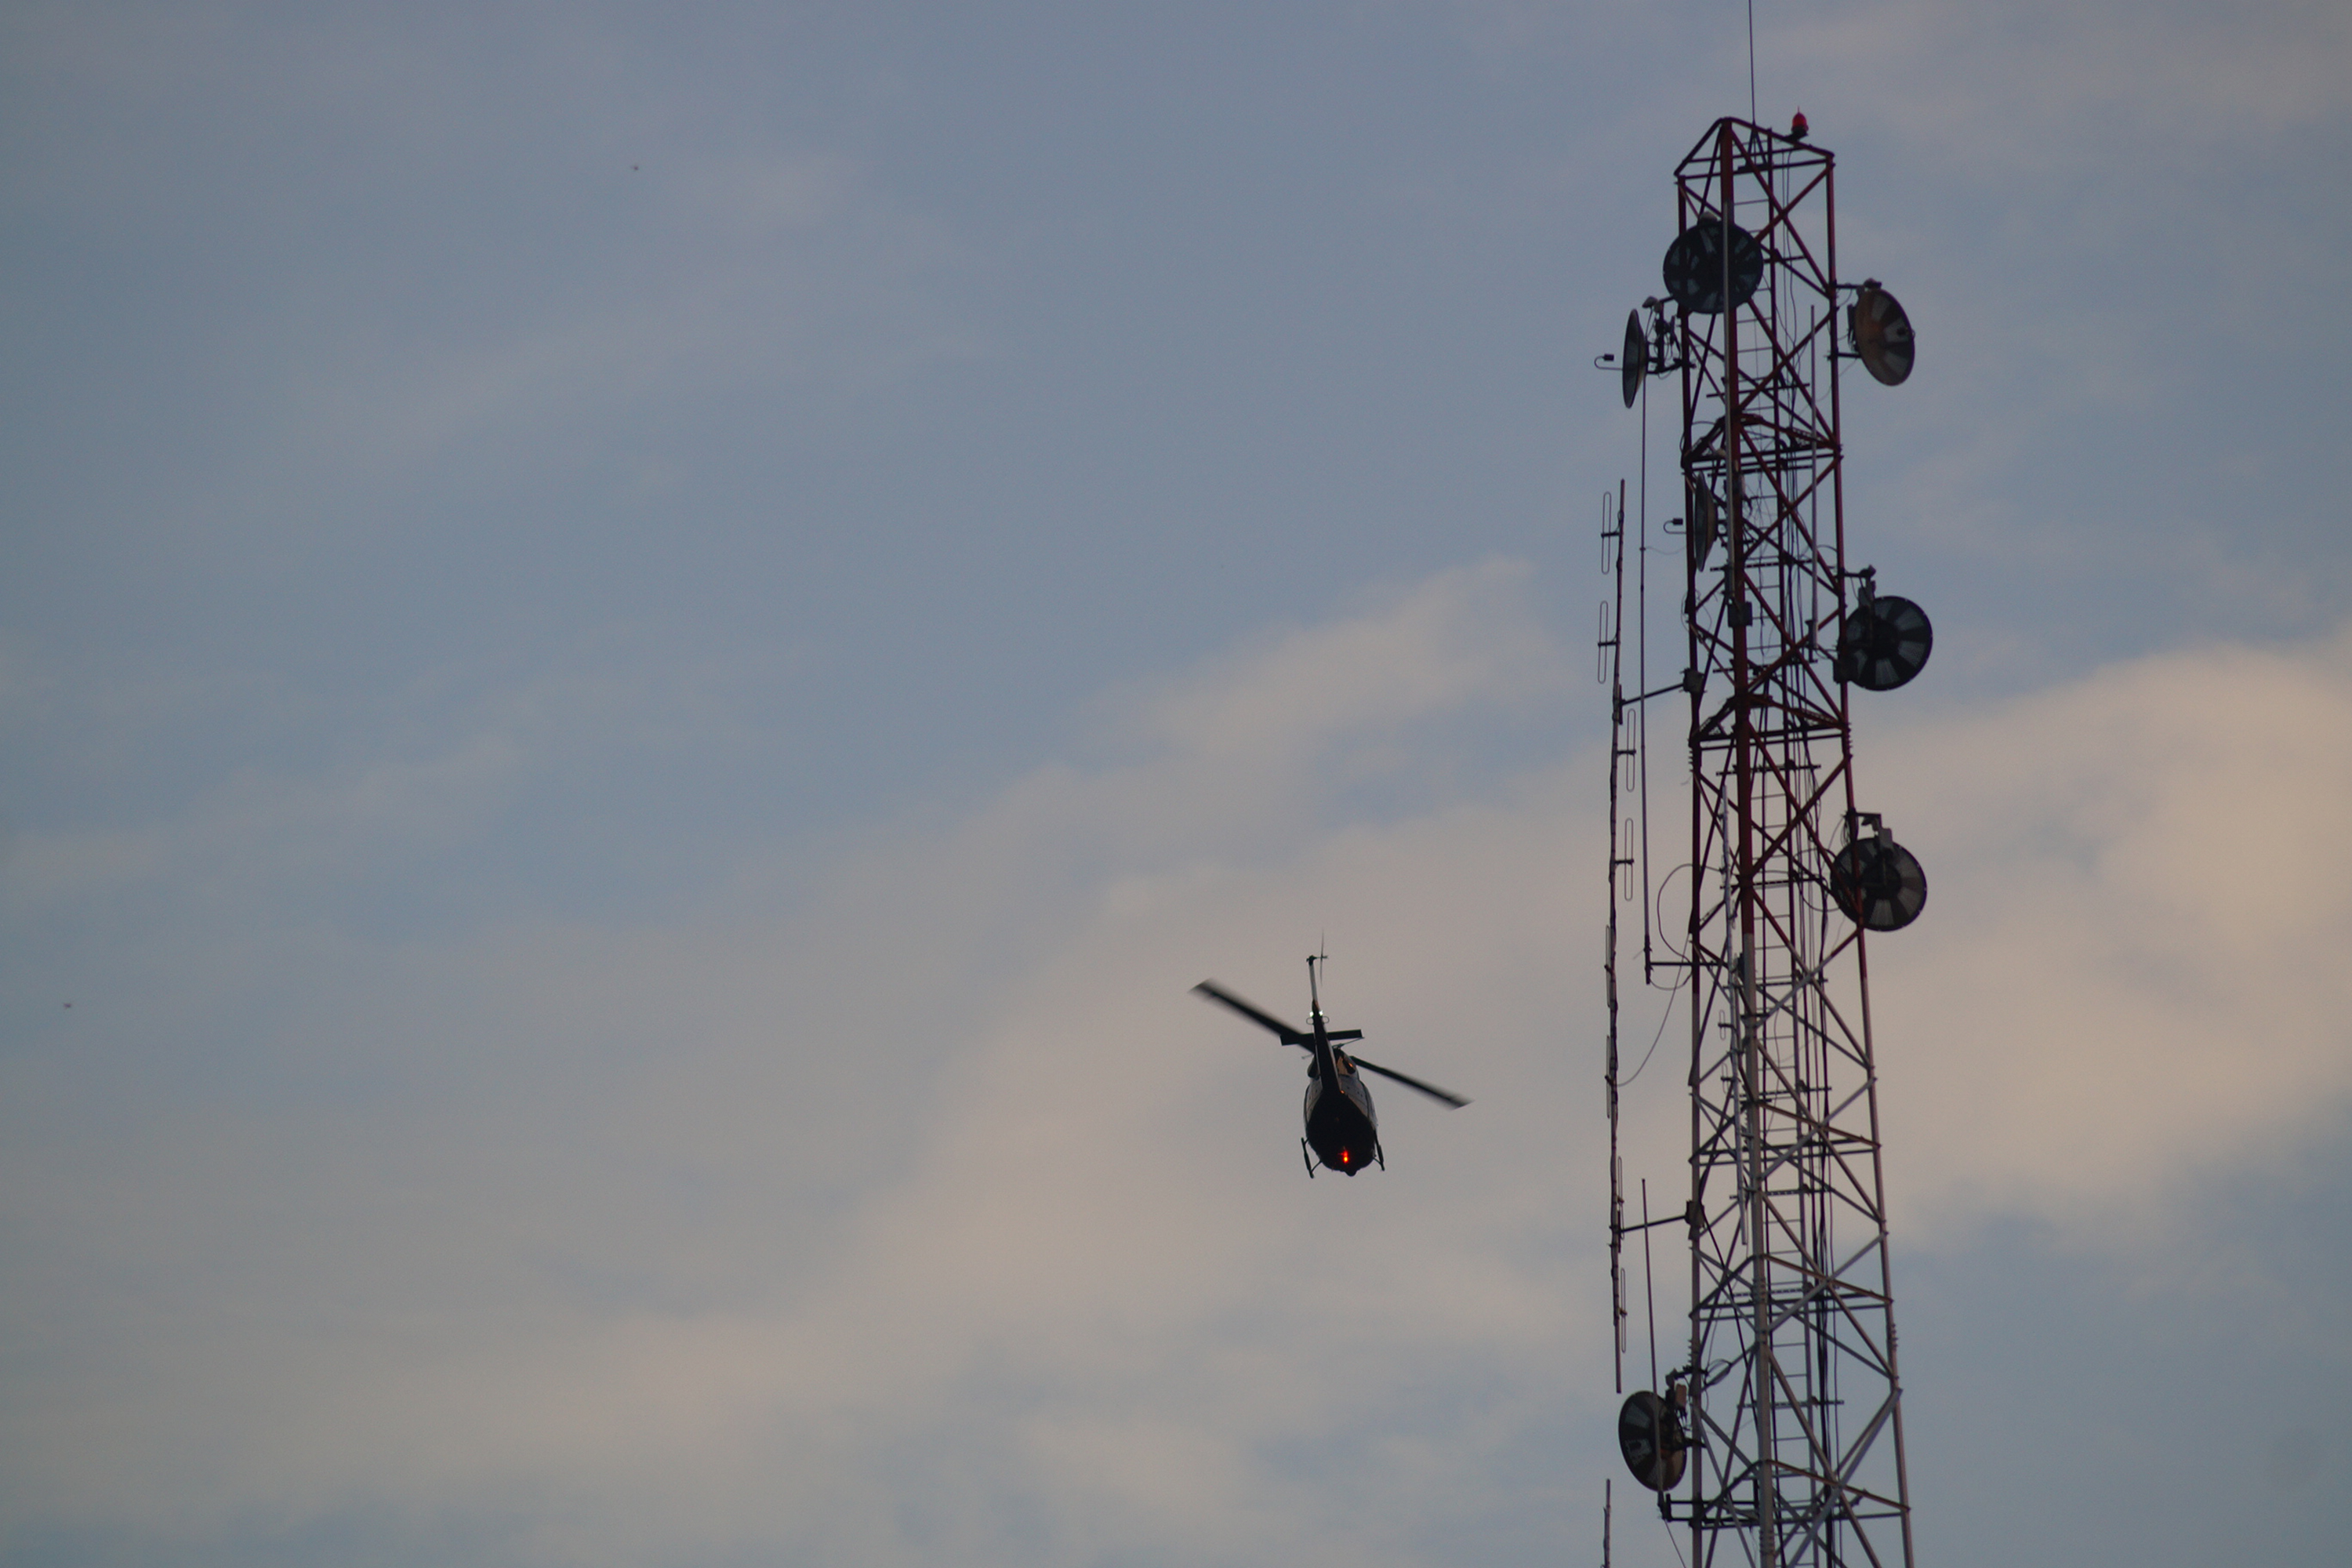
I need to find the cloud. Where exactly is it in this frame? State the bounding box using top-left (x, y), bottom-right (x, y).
top-left (0, 561), bottom-right (1596, 1566)
top-left (9, 561), bottom-right (2351, 1563)
top-left (1599, 629), bottom-right (2352, 1258)
top-left (1867, 624), bottom-right (2352, 1233)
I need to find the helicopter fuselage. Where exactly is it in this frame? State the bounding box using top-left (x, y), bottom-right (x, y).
top-left (1191, 965), bottom-right (1463, 1178)
top-left (1301, 1032), bottom-right (1381, 1174)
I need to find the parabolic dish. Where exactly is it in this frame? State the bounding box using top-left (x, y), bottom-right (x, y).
top-left (1617, 1391), bottom-right (1688, 1492)
top-left (1662, 219), bottom-right (1762, 315)
top-left (1830, 837), bottom-right (1928, 931)
top-left (1686, 479), bottom-right (1719, 568)
top-left (1620, 310), bottom-right (1645, 408)
top-left (1849, 284), bottom-right (1915, 386)
top-left (1835, 594), bottom-right (1933, 690)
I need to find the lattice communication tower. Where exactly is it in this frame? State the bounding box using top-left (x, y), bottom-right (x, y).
top-left (1598, 116), bottom-right (1933, 1568)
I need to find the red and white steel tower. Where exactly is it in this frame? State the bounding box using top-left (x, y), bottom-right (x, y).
top-left (1603, 116), bottom-right (1932, 1568)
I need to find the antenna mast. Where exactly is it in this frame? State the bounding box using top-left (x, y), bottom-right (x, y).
top-left (1602, 114), bottom-right (1932, 1568)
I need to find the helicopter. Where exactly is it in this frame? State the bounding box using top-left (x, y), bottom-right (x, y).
top-left (1192, 956), bottom-right (1468, 1177)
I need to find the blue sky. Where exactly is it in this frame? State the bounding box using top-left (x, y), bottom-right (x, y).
top-left (3, 3), bottom-right (2349, 1565)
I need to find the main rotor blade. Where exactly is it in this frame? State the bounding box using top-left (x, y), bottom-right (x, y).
top-left (1191, 982), bottom-right (1305, 1046)
top-left (1348, 1054), bottom-right (1470, 1108)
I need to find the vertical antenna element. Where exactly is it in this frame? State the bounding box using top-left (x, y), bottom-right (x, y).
top-left (1745, 0), bottom-right (1759, 124)
top-left (1640, 1178), bottom-right (1661, 1398)
top-left (1601, 480), bottom-right (1631, 1396)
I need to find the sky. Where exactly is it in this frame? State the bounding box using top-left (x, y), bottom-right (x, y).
top-left (2, 2), bottom-right (2349, 1565)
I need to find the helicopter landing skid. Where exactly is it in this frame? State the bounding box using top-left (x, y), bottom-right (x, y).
top-left (1301, 1138), bottom-right (1316, 1178)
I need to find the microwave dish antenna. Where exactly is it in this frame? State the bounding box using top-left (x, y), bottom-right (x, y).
top-left (1620, 310), bottom-right (1646, 407)
top-left (1831, 833), bottom-right (1929, 932)
top-left (1661, 218), bottom-right (1762, 314)
top-left (1849, 282), bottom-right (1916, 386)
top-left (1617, 1390), bottom-right (1690, 1493)
top-left (1835, 593), bottom-right (1933, 690)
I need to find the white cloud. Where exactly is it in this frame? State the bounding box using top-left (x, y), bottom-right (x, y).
top-left (0, 561), bottom-right (1597, 1565)
top-left (1868, 625), bottom-right (2352, 1232)
top-left (9, 563), bottom-right (2351, 1563)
